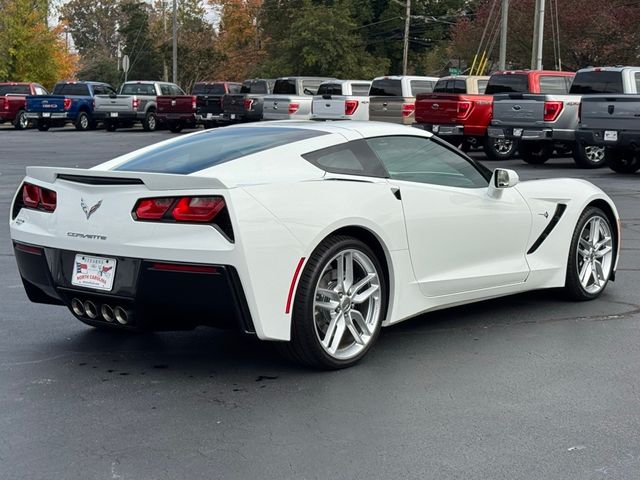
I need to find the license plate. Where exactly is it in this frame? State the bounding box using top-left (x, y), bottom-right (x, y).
top-left (206, 113), bottom-right (213, 119)
top-left (432, 125), bottom-right (440, 133)
top-left (230, 114), bottom-right (236, 120)
top-left (71, 254), bottom-right (117, 291)
top-left (110, 112), bottom-right (118, 118)
top-left (604, 130), bottom-right (618, 142)
top-left (513, 128), bottom-right (523, 137)
top-left (42, 112), bottom-right (51, 118)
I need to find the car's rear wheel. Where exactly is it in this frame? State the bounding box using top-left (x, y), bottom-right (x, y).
top-left (37, 122), bottom-right (50, 131)
top-left (483, 136), bottom-right (518, 160)
top-left (607, 149), bottom-right (640, 174)
top-left (519, 141), bottom-right (553, 164)
top-left (105, 121), bottom-right (117, 132)
top-left (14, 110), bottom-right (28, 130)
top-left (75, 111), bottom-right (90, 131)
top-left (168, 121), bottom-right (183, 133)
top-left (573, 143), bottom-right (606, 168)
top-left (564, 207), bottom-right (615, 300)
top-left (278, 235), bottom-right (387, 369)
top-left (143, 111), bottom-right (157, 131)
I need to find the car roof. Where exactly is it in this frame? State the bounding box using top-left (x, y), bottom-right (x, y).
top-left (491, 70), bottom-right (575, 76)
top-left (373, 75), bottom-right (440, 81)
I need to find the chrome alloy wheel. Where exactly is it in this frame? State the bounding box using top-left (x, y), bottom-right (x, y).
top-left (80, 114), bottom-right (89, 129)
top-left (494, 138), bottom-right (514, 154)
top-left (313, 249), bottom-right (382, 360)
top-left (577, 216), bottom-right (613, 294)
top-left (18, 111), bottom-right (28, 129)
top-left (585, 146), bottom-right (605, 164)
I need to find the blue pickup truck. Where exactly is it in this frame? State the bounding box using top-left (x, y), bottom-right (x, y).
top-left (26, 81), bottom-right (116, 131)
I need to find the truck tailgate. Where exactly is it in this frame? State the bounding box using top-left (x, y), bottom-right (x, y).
top-left (263, 96), bottom-right (295, 119)
top-left (26, 95), bottom-right (66, 112)
top-left (369, 96), bottom-right (411, 124)
top-left (158, 96), bottom-right (194, 114)
top-left (491, 94), bottom-right (545, 126)
top-left (415, 94), bottom-right (460, 124)
top-left (196, 95), bottom-right (224, 115)
top-left (94, 95), bottom-right (134, 113)
top-left (223, 94), bottom-right (246, 115)
top-left (312, 96), bottom-right (345, 118)
top-left (580, 96), bottom-right (640, 131)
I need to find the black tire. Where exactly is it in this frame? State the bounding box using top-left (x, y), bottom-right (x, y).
top-left (563, 207), bottom-right (615, 301)
top-left (573, 142), bottom-right (606, 169)
top-left (13, 110), bottom-right (28, 130)
top-left (519, 141), bottom-right (553, 165)
top-left (75, 111), bottom-right (91, 131)
top-left (276, 235), bottom-right (387, 370)
top-left (142, 111), bottom-right (157, 131)
top-left (483, 136), bottom-right (518, 160)
top-left (37, 122), bottom-right (50, 131)
top-left (105, 121), bottom-right (117, 132)
top-left (168, 121), bottom-right (183, 133)
top-left (607, 149), bottom-right (640, 174)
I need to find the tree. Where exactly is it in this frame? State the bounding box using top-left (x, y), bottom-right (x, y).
top-left (119, 0), bottom-right (162, 82)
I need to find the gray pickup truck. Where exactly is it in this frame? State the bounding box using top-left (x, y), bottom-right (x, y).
top-left (263, 77), bottom-right (335, 120)
top-left (489, 67), bottom-right (640, 168)
top-left (369, 75), bottom-right (439, 125)
top-left (222, 79), bottom-right (275, 122)
top-left (93, 81), bottom-right (185, 131)
top-left (577, 93), bottom-right (640, 173)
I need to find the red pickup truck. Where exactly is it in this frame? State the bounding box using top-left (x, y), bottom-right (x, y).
top-left (0, 82), bottom-right (48, 129)
top-left (415, 70), bottom-right (575, 159)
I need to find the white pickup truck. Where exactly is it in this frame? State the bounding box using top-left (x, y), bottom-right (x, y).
top-left (310, 80), bottom-right (372, 121)
top-left (263, 77), bottom-right (336, 120)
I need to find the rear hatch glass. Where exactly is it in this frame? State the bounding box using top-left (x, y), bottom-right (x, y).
top-left (569, 71), bottom-right (624, 94)
top-left (485, 75), bottom-right (529, 94)
top-left (370, 79), bottom-right (402, 96)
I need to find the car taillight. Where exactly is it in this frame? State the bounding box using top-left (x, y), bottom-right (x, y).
top-left (543, 101), bottom-right (563, 122)
top-left (2, 97), bottom-right (8, 111)
top-left (132, 97), bottom-right (140, 110)
top-left (243, 99), bottom-right (254, 111)
top-left (192, 96), bottom-right (197, 111)
top-left (456, 101), bottom-right (472, 119)
top-left (401, 103), bottom-right (415, 118)
top-left (20, 182), bottom-right (57, 212)
top-left (345, 100), bottom-right (359, 116)
top-left (63, 98), bottom-right (72, 110)
top-left (288, 103), bottom-right (300, 114)
top-left (133, 196), bottom-right (232, 238)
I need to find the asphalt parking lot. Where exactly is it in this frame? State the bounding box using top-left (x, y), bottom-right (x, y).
top-left (1, 126), bottom-right (639, 480)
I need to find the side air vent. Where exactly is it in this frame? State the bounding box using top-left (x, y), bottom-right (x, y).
top-left (527, 204), bottom-right (567, 254)
top-left (57, 174), bottom-right (144, 185)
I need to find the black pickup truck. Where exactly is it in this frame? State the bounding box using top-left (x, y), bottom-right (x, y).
top-left (193, 81), bottom-right (242, 128)
top-left (222, 79), bottom-right (275, 122)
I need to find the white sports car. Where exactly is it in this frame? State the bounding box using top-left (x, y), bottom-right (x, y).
top-left (10, 122), bottom-right (620, 368)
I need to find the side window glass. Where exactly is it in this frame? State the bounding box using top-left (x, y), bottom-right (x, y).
top-left (303, 140), bottom-right (387, 177)
top-left (351, 84), bottom-right (371, 96)
top-left (34, 86), bottom-right (47, 95)
top-left (539, 76), bottom-right (569, 94)
top-left (635, 73), bottom-right (640, 93)
top-left (366, 136), bottom-right (488, 188)
top-left (160, 84), bottom-right (171, 95)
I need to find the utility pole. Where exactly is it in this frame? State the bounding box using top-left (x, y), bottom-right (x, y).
top-left (172, 0), bottom-right (177, 84)
top-left (163, 1), bottom-right (168, 82)
top-left (498, 0), bottom-right (509, 70)
top-left (530, 0), bottom-right (546, 70)
top-left (402, 0), bottom-right (411, 75)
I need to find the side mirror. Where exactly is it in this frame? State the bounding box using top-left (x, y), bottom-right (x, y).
top-left (488, 168), bottom-right (519, 198)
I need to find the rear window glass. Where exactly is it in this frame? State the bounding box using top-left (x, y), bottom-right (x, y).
top-left (485, 74), bottom-right (529, 94)
top-left (273, 79), bottom-right (297, 95)
top-left (240, 81), bottom-right (269, 94)
top-left (410, 80), bottom-right (435, 96)
top-left (569, 71), bottom-right (624, 94)
top-left (433, 80), bottom-right (448, 93)
top-left (192, 83), bottom-right (225, 95)
top-left (370, 79), bottom-right (402, 96)
top-left (433, 80), bottom-right (466, 94)
top-left (53, 83), bottom-right (91, 96)
top-left (351, 83), bottom-right (371, 96)
top-left (115, 127), bottom-right (327, 174)
top-left (317, 83), bottom-right (343, 95)
top-left (477, 79), bottom-right (488, 94)
top-left (121, 83), bottom-right (156, 95)
top-left (539, 76), bottom-right (570, 94)
top-left (0, 85), bottom-right (31, 95)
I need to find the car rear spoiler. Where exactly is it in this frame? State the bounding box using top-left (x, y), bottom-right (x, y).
top-left (25, 166), bottom-right (228, 191)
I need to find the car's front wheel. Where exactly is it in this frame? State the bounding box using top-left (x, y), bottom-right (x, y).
top-left (279, 235), bottom-right (387, 369)
top-left (564, 207), bottom-right (615, 300)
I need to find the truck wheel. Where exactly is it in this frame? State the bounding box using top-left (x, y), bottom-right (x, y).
top-left (143, 111), bottom-right (157, 131)
top-left (483, 137), bottom-right (518, 160)
top-left (168, 121), bottom-right (183, 133)
top-left (573, 143), bottom-right (606, 169)
top-left (37, 122), bottom-right (50, 132)
top-left (607, 149), bottom-right (640, 174)
top-left (519, 141), bottom-right (553, 165)
top-left (75, 112), bottom-right (90, 131)
top-left (105, 121), bottom-right (117, 132)
top-left (13, 110), bottom-right (29, 130)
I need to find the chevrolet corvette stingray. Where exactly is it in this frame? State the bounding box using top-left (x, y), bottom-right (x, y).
top-left (10, 121), bottom-right (620, 368)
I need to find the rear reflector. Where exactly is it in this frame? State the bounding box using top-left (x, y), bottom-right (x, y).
top-left (285, 257), bottom-right (306, 314)
top-left (151, 262), bottom-right (218, 274)
top-left (345, 100), bottom-right (359, 116)
top-left (14, 243), bottom-right (43, 255)
top-left (288, 103), bottom-right (300, 114)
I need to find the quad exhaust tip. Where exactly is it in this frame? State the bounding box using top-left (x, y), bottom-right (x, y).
top-left (101, 304), bottom-right (114, 322)
top-left (71, 298), bottom-right (85, 317)
top-left (114, 306), bottom-right (129, 325)
top-left (84, 300), bottom-right (98, 319)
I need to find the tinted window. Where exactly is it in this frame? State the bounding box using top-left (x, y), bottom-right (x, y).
top-left (317, 83), bottom-right (343, 96)
top-left (433, 79), bottom-right (448, 93)
top-left (539, 75), bottom-right (569, 94)
top-left (160, 84), bottom-right (171, 95)
top-left (273, 79), bottom-right (297, 95)
top-left (170, 84), bottom-right (184, 95)
top-left (116, 127), bottom-right (327, 174)
top-left (370, 79), bottom-right (402, 96)
top-left (121, 83), bottom-right (156, 95)
top-left (410, 80), bottom-right (435, 96)
top-left (93, 84), bottom-right (116, 96)
top-left (0, 85), bottom-right (31, 95)
top-left (453, 80), bottom-right (466, 93)
top-left (570, 71), bottom-right (624, 94)
top-left (636, 73), bottom-right (640, 93)
top-left (304, 140), bottom-right (387, 177)
top-left (485, 74), bottom-right (529, 94)
top-left (351, 83), bottom-right (371, 96)
top-left (366, 136), bottom-right (488, 188)
top-left (53, 83), bottom-right (91, 96)
top-left (477, 79), bottom-right (488, 94)
top-left (192, 83), bottom-right (225, 95)
top-left (229, 84), bottom-right (242, 94)
top-left (34, 86), bottom-right (48, 95)
top-left (241, 81), bottom-right (268, 94)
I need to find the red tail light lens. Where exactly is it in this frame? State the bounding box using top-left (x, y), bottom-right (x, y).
top-left (288, 103), bottom-right (300, 114)
top-left (345, 100), bottom-right (359, 116)
top-left (401, 103), bottom-right (415, 118)
top-left (543, 101), bottom-right (563, 122)
top-left (2, 97), bottom-right (8, 110)
top-left (20, 182), bottom-right (57, 212)
top-left (134, 198), bottom-right (173, 220)
top-left (63, 98), bottom-right (72, 110)
top-left (456, 101), bottom-right (472, 119)
top-left (132, 97), bottom-right (140, 110)
top-left (243, 99), bottom-right (254, 111)
top-left (172, 197), bottom-right (225, 222)
top-left (192, 96), bottom-right (197, 111)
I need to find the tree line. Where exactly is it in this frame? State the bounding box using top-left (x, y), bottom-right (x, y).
top-left (1, 0), bottom-right (639, 91)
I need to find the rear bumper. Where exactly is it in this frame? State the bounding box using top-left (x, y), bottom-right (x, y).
top-left (415, 123), bottom-right (464, 136)
top-left (159, 112), bottom-right (196, 123)
top-left (93, 111), bottom-right (140, 121)
top-left (26, 112), bottom-right (68, 120)
top-left (13, 242), bottom-right (254, 333)
top-left (576, 129), bottom-right (640, 149)
top-left (196, 113), bottom-right (226, 123)
top-left (488, 126), bottom-right (575, 142)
